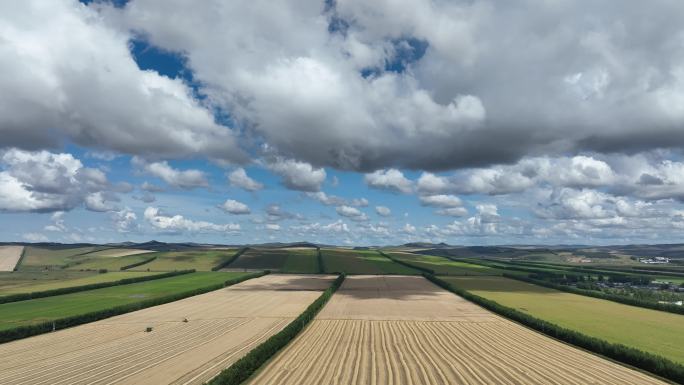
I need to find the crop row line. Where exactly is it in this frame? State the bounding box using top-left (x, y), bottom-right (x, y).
top-left (424, 273), bottom-right (684, 384)
top-left (206, 273), bottom-right (346, 385)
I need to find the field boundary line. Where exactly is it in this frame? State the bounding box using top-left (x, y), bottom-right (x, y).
top-left (205, 273), bottom-right (346, 385)
top-left (0, 271), bottom-right (268, 345)
top-left (212, 248), bottom-right (250, 271)
top-left (378, 250), bottom-right (434, 274)
top-left (0, 270), bottom-right (194, 305)
top-left (424, 273), bottom-right (684, 384)
top-left (316, 247), bottom-right (325, 274)
top-left (120, 254), bottom-right (160, 270)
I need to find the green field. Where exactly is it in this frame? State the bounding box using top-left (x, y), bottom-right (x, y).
top-left (19, 246), bottom-right (106, 269)
top-left (0, 271), bottom-right (247, 330)
top-left (321, 249), bottom-right (418, 275)
top-left (0, 271), bottom-right (157, 296)
top-left (129, 250), bottom-right (237, 271)
top-left (445, 275), bottom-right (684, 364)
top-left (67, 254), bottom-right (158, 271)
top-left (388, 252), bottom-right (503, 275)
top-left (229, 248), bottom-right (318, 273)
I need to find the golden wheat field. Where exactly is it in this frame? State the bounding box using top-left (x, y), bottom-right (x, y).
top-left (0, 246), bottom-right (23, 271)
top-left (0, 274), bottom-right (334, 385)
top-left (249, 275), bottom-right (667, 385)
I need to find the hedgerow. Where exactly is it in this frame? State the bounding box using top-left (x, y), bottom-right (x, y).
top-left (120, 255), bottom-right (158, 270)
top-left (316, 247), bottom-right (325, 274)
top-left (206, 273), bottom-right (345, 385)
top-left (424, 273), bottom-right (684, 384)
top-left (0, 271), bottom-right (267, 344)
top-left (211, 247), bottom-right (250, 271)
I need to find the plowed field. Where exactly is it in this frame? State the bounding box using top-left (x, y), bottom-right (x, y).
top-left (249, 275), bottom-right (667, 385)
top-left (0, 274), bottom-right (334, 385)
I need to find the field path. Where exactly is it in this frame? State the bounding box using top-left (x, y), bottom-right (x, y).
top-left (0, 246), bottom-right (23, 271)
top-left (0, 274), bottom-right (334, 385)
top-left (249, 275), bottom-right (668, 385)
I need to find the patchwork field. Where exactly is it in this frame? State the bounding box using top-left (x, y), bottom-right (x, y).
top-left (0, 271), bottom-right (157, 296)
top-left (249, 275), bottom-right (666, 385)
top-left (322, 249), bottom-right (418, 275)
top-left (129, 250), bottom-right (237, 272)
top-left (67, 254), bottom-right (157, 271)
top-left (0, 272), bottom-right (245, 330)
top-left (19, 246), bottom-right (104, 270)
top-left (0, 274), bottom-right (334, 385)
top-left (228, 248), bottom-right (318, 273)
top-left (0, 246), bottom-right (23, 271)
top-left (387, 252), bottom-right (502, 276)
top-left (445, 275), bottom-right (684, 364)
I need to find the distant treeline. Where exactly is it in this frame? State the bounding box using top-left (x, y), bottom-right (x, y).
top-left (0, 271), bottom-right (266, 344)
top-left (211, 247), bottom-right (250, 271)
top-left (506, 273), bottom-right (684, 316)
top-left (424, 273), bottom-right (684, 384)
top-left (207, 273), bottom-right (346, 385)
top-left (0, 270), bottom-right (194, 305)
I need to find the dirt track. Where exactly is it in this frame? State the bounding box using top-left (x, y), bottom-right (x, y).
top-left (250, 275), bottom-right (667, 385)
top-left (0, 274), bottom-right (333, 385)
top-left (0, 246), bottom-right (23, 271)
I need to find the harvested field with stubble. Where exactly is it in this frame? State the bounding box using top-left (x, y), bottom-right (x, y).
top-left (0, 274), bottom-right (334, 385)
top-left (249, 275), bottom-right (667, 385)
top-left (0, 246), bottom-right (23, 271)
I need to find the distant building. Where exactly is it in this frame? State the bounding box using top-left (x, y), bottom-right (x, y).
top-left (639, 256), bottom-right (670, 264)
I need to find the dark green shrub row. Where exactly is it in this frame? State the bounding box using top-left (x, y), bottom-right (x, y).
top-left (211, 247), bottom-right (250, 271)
top-left (378, 251), bottom-right (434, 274)
top-left (0, 271), bottom-right (267, 344)
top-left (316, 247), bottom-right (325, 274)
top-left (206, 273), bottom-right (346, 385)
top-left (13, 246), bottom-right (27, 271)
top-left (0, 270), bottom-right (195, 305)
top-left (424, 273), bottom-right (684, 384)
top-left (120, 255), bottom-right (158, 270)
top-left (505, 273), bottom-right (684, 316)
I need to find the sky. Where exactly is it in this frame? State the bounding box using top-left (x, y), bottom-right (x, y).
top-left (2, 0), bottom-right (684, 246)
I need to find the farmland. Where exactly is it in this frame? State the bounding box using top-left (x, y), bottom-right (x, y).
top-left (128, 250), bottom-right (237, 271)
top-left (249, 275), bottom-right (665, 384)
top-left (0, 274), bottom-right (334, 385)
top-left (0, 271), bottom-right (157, 296)
top-left (0, 246), bottom-right (23, 271)
top-left (321, 249), bottom-right (419, 275)
top-left (228, 248), bottom-right (318, 273)
top-left (0, 272), bottom-right (246, 330)
top-left (445, 275), bottom-right (684, 364)
top-left (18, 246), bottom-right (104, 270)
top-left (386, 252), bottom-right (502, 275)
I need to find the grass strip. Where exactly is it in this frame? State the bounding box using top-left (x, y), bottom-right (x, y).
top-left (0, 270), bottom-right (193, 305)
top-left (0, 271), bottom-right (266, 344)
top-left (212, 247), bottom-right (250, 271)
top-left (206, 273), bottom-right (346, 385)
top-left (379, 251), bottom-right (435, 274)
top-left (505, 273), bottom-right (684, 316)
top-left (425, 273), bottom-right (684, 384)
top-left (120, 255), bottom-right (158, 270)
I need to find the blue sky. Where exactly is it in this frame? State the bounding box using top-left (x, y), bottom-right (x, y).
top-left (3, 1), bottom-right (684, 245)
